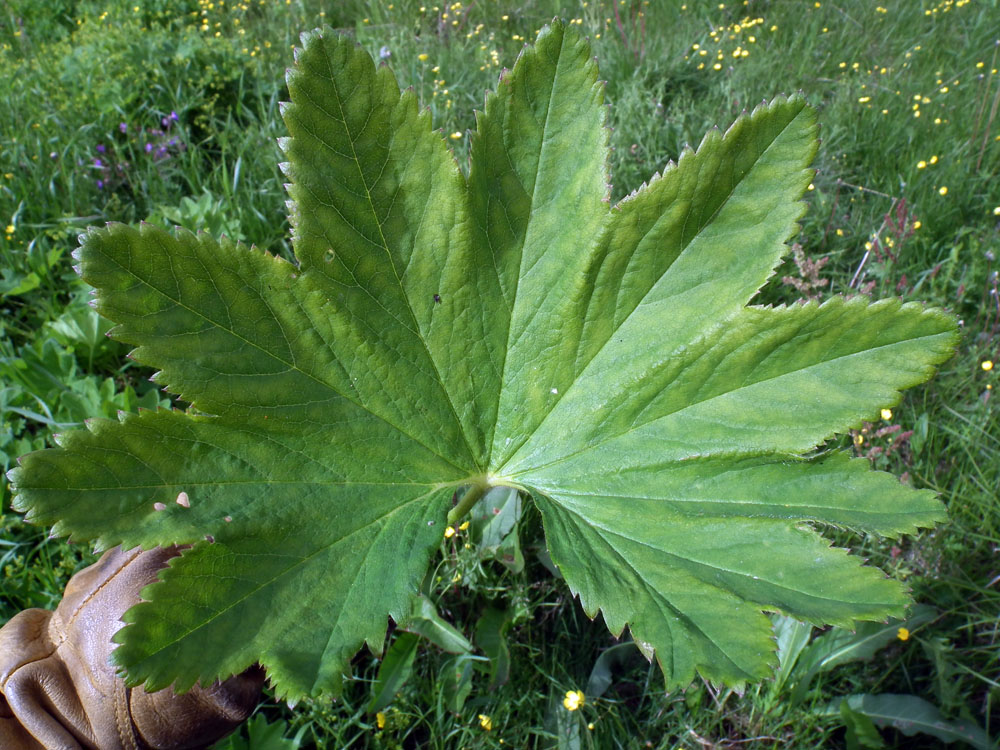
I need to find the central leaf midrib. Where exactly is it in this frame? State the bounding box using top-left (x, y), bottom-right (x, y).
top-left (513, 313), bottom-right (946, 476)
top-left (501, 106), bottom-right (804, 473)
top-left (544, 487), bottom-right (919, 521)
top-left (129, 484), bottom-right (446, 662)
top-left (574, 504), bottom-right (888, 609)
top-left (102, 247), bottom-right (467, 475)
top-left (486, 29), bottom-right (568, 468)
top-left (557, 501), bottom-right (759, 678)
top-left (319, 41), bottom-right (481, 472)
top-left (38, 479), bottom-right (449, 490)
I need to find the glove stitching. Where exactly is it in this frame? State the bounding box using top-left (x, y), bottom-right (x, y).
top-left (114, 681), bottom-right (138, 750)
top-left (58, 547), bottom-right (145, 645)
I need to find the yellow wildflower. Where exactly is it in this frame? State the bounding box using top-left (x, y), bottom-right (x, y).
top-left (917, 160), bottom-right (927, 169)
top-left (479, 714), bottom-right (493, 730)
top-left (881, 408), bottom-right (892, 421)
top-left (450, 131), bottom-right (463, 139)
top-left (938, 186), bottom-right (948, 196)
top-left (444, 526), bottom-right (456, 538)
top-left (4, 224), bottom-right (13, 235)
top-left (897, 627), bottom-right (910, 641)
top-left (983, 360), bottom-right (994, 371)
top-left (458, 520), bottom-right (470, 530)
top-left (418, 53), bottom-right (428, 61)
top-left (376, 711), bottom-right (386, 729)
top-left (563, 689), bottom-right (585, 711)
top-left (913, 221), bottom-right (922, 229)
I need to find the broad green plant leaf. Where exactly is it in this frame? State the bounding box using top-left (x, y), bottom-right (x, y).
top-left (8, 22), bottom-right (957, 701)
top-left (210, 714), bottom-right (303, 750)
top-left (789, 604), bottom-right (937, 705)
top-left (440, 654), bottom-right (480, 714)
top-left (368, 631), bottom-right (419, 714)
top-left (585, 641), bottom-right (646, 700)
top-left (770, 615), bottom-right (813, 696)
top-left (823, 695), bottom-right (992, 749)
top-left (475, 607), bottom-right (514, 688)
top-left (839, 699), bottom-right (887, 750)
top-left (471, 485), bottom-right (525, 572)
top-left (402, 594), bottom-right (473, 655)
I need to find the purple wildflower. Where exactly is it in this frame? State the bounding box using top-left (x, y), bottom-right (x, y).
top-left (170, 111), bottom-right (178, 121)
top-left (94, 158), bottom-right (103, 168)
top-left (96, 144), bottom-right (106, 153)
top-left (145, 142), bottom-right (153, 153)
top-left (119, 122), bottom-right (128, 133)
top-left (96, 180), bottom-right (104, 190)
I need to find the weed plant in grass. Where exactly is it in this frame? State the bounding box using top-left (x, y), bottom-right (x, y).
top-left (2, 1), bottom-right (999, 747)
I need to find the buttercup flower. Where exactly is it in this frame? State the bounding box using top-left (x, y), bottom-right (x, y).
top-left (563, 689), bottom-right (585, 711)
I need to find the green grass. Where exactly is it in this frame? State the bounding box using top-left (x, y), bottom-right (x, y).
top-left (2, 0), bottom-right (998, 747)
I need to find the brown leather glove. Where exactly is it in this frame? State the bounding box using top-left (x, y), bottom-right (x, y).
top-left (0, 546), bottom-right (265, 749)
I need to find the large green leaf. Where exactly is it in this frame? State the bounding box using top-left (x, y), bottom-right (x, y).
top-left (8, 21), bottom-right (957, 700)
top-left (825, 695), bottom-right (992, 749)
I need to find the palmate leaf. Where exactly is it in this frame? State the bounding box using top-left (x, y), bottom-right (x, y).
top-left (8, 22), bottom-right (957, 700)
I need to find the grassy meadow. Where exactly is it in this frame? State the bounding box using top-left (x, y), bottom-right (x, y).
top-left (1, 0), bottom-right (998, 747)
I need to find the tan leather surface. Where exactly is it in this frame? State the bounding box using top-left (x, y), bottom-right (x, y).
top-left (0, 546), bottom-right (264, 749)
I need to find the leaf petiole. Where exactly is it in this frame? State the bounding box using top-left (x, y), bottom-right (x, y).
top-left (447, 479), bottom-right (491, 525)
